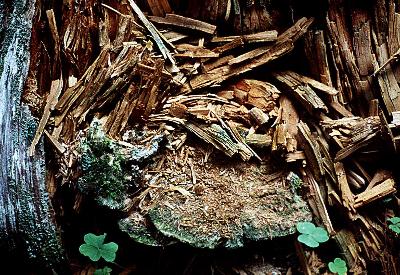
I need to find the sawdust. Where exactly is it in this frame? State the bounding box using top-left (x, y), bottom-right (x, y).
top-left (141, 143), bottom-right (312, 248)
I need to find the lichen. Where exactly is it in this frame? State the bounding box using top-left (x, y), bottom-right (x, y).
top-left (149, 207), bottom-right (223, 249)
top-left (139, 149), bottom-right (312, 249)
top-left (78, 120), bottom-right (164, 210)
top-left (118, 213), bottom-right (171, 247)
top-left (78, 121), bottom-right (134, 210)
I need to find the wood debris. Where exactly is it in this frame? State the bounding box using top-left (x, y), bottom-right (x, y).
top-left (18, 0), bottom-right (400, 273)
top-left (149, 14), bottom-right (217, 35)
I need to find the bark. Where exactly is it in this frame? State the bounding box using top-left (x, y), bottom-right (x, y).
top-left (0, 0), bottom-right (64, 271)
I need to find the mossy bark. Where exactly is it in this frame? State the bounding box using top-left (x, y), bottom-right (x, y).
top-left (0, 0), bottom-right (64, 271)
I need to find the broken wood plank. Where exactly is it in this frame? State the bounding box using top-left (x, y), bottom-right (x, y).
top-left (245, 133), bottom-right (272, 148)
top-left (149, 14), bottom-right (217, 34)
top-left (175, 44), bottom-right (219, 58)
top-left (304, 30), bottom-right (333, 87)
top-left (29, 79), bottom-right (63, 156)
top-left (366, 169), bottom-right (392, 191)
top-left (334, 162), bottom-right (356, 217)
top-left (283, 70), bottom-right (339, 96)
top-left (146, 0), bottom-right (172, 17)
top-left (298, 122), bottom-right (325, 179)
top-left (183, 40), bottom-right (294, 92)
top-left (212, 38), bottom-right (244, 54)
top-left (249, 107), bottom-right (269, 126)
top-left (211, 30), bottom-right (278, 43)
top-left (354, 178), bottom-right (396, 208)
top-left (330, 101), bottom-right (354, 117)
top-left (302, 169), bottom-right (335, 235)
top-left (127, 0), bottom-right (177, 70)
top-left (228, 45), bottom-right (270, 65)
top-left (272, 71), bottom-right (329, 114)
top-left (181, 17), bottom-right (314, 93)
top-left (272, 96), bottom-right (298, 153)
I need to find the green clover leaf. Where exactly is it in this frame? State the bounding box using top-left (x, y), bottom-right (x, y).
top-left (79, 243), bottom-right (101, 261)
top-left (79, 233), bottom-right (118, 262)
top-left (100, 242), bottom-right (119, 262)
top-left (328, 258), bottom-right (347, 275)
top-left (85, 233), bottom-right (106, 247)
top-left (388, 217), bottom-right (400, 234)
top-left (389, 217), bottom-right (400, 224)
top-left (388, 216), bottom-right (400, 234)
top-left (298, 234), bottom-right (319, 248)
top-left (296, 221), bottom-right (316, 234)
top-left (389, 224), bottom-right (400, 234)
top-left (94, 266), bottom-right (112, 275)
top-left (296, 221), bottom-right (329, 248)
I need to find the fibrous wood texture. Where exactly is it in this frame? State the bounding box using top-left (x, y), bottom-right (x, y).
top-left (0, 0), bottom-right (64, 270)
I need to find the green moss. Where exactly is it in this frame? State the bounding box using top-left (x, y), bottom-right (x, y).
top-left (78, 121), bottom-right (164, 210)
top-left (118, 214), bottom-right (170, 247)
top-left (78, 122), bottom-right (132, 209)
top-left (146, 178), bottom-right (312, 249)
top-left (287, 172), bottom-right (303, 191)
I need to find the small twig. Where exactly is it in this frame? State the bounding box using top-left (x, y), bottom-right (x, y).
top-left (127, 0), bottom-right (178, 71)
top-left (372, 48), bottom-right (400, 76)
top-left (101, 3), bottom-right (129, 18)
top-left (100, 3), bottom-right (144, 30)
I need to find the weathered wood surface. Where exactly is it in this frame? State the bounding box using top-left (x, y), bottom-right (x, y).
top-left (4, 0), bottom-right (399, 273)
top-left (0, 0), bottom-right (64, 270)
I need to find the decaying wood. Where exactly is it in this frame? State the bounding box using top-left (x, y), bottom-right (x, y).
top-left (272, 71), bottom-right (329, 114)
top-left (354, 178), bottom-right (396, 208)
top-left (272, 96), bottom-right (298, 153)
top-left (29, 79), bottom-right (63, 156)
top-left (304, 30), bottom-right (333, 87)
top-left (298, 122), bottom-right (325, 180)
top-left (249, 107), bottom-right (269, 126)
top-left (146, 0), bottom-right (172, 17)
top-left (302, 169), bottom-right (335, 235)
top-left (211, 30), bottom-right (278, 43)
top-left (128, 0), bottom-right (177, 70)
top-left (149, 14), bottom-right (217, 35)
top-left (12, 0), bottom-right (400, 273)
top-left (334, 229), bottom-right (366, 273)
top-left (334, 162), bottom-right (356, 217)
top-left (181, 17), bottom-right (314, 93)
top-left (0, 0), bottom-right (64, 270)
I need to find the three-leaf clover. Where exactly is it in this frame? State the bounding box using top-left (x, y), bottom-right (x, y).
top-left (79, 233), bottom-right (118, 262)
top-left (328, 258), bottom-right (347, 275)
top-left (94, 266), bottom-right (112, 275)
top-left (388, 216), bottom-right (400, 234)
top-left (296, 221), bottom-right (329, 248)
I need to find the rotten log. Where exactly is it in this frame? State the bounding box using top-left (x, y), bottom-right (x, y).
top-left (0, 0), bottom-right (64, 271)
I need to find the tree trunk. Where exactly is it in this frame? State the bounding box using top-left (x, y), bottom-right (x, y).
top-left (0, 0), bottom-right (64, 271)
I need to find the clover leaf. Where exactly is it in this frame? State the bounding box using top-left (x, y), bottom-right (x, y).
top-left (79, 233), bottom-right (118, 262)
top-left (328, 258), bottom-right (347, 275)
top-left (94, 266), bottom-right (112, 275)
top-left (296, 221), bottom-right (329, 248)
top-left (388, 216), bottom-right (400, 234)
